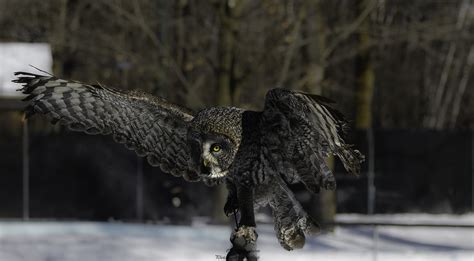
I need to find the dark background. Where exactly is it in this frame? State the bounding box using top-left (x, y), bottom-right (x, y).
top-left (0, 129), bottom-right (471, 221)
top-left (0, 0), bottom-right (472, 222)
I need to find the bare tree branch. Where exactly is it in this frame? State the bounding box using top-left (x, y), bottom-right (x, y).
top-left (277, 8), bottom-right (304, 88)
top-left (450, 45), bottom-right (474, 128)
top-left (425, 0), bottom-right (470, 128)
top-left (100, 1), bottom-right (192, 91)
top-left (323, 0), bottom-right (378, 61)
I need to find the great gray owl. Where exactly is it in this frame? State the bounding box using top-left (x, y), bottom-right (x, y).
top-left (14, 71), bottom-right (364, 261)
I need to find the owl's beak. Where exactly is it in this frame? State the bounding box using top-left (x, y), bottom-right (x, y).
top-left (200, 158), bottom-right (211, 175)
top-left (203, 159), bottom-right (210, 167)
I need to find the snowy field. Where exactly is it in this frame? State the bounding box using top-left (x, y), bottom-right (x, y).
top-left (0, 214), bottom-right (472, 261)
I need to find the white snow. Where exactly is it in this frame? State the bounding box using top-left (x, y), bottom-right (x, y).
top-left (0, 214), bottom-right (472, 261)
top-left (0, 42), bottom-right (53, 97)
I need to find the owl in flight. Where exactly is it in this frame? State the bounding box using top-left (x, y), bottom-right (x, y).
top-left (14, 71), bottom-right (363, 261)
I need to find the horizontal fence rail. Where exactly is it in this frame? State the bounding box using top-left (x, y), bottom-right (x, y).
top-left (327, 221), bottom-right (474, 228)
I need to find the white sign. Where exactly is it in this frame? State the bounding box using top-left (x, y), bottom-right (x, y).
top-left (0, 43), bottom-right (53, 97)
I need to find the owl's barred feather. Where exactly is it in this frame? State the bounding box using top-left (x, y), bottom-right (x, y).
top-left (14, 71), bottom-right (200, 182)
top-left (257, 89), bottom-right (364, 249)
top-left (269, 177), bottom-right (320, 250)
top-left (14, 72), bottom-right (364, 257)
top-left (262, 89), bottom-right (364, 188)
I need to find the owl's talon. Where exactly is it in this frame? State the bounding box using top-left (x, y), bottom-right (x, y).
top-left (297, 216), bottom-right (320, 235)
top-left (277, 225), bottom-right (305, 251)
top-left (230, 226), bottom-right (258, 251)
top-left (227, 226), bottom-right (259, 261)
top-left (225, 208), bottom-right (238, 217)
top-left (224, 200), bottom-right (239, 217)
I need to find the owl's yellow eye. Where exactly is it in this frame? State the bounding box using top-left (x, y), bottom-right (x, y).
top-left (211, 144), bottom-right (221, 152)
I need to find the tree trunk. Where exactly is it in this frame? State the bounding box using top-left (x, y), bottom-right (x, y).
top-left (355, 0), bottom-right (375, 214)
top-left (211, 0), bottom-right (243, 223)
top-left (299, 0), bottom-right (336, 231)
top-left (52, 0), bottom-right (68, 76)
top-left (355, 34), bottom-right (374, 129)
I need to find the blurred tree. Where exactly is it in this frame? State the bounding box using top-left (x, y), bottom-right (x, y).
top-left (355, 1), bottom-right (375, 130)
top-left (298, 0), bottom-right (336, 230)
top-left (212, 0), bottom-right (246, 223)
top-left (355, 0), bottom-right (376, 215)
top-left (0, 0), bottom-right (472, 222)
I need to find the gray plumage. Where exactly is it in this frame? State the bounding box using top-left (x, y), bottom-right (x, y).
top-left (14, 72), bottom-right (364, 254)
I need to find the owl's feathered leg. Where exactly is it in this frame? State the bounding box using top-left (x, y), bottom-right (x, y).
top-left (269, 180), bottom-right (320, 250)
top-left (226, 186), bottom-right (259, 261)
top-left (318, 159), bottom-right (337, 191)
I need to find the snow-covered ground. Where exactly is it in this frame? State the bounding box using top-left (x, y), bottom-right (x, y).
top-left (0, 214), bottom-right (472, 261)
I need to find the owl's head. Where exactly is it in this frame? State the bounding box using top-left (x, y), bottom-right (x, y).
top-left (188, 107), bottom-right (243, 179)
top-left (188, 131), bottom-right (237, 179)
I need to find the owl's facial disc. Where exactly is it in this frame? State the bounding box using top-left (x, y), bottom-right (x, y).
top-left (201, 141), bottom-right (229, 179)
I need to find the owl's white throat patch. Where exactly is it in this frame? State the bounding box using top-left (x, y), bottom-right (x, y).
top-left (209, 167), bottom-right (228, 179)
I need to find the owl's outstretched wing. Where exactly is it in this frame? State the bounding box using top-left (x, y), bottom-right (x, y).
top-left (261, 88), bottom-right (364, 193)
top-left (14, 72), bottom-right (200, 181)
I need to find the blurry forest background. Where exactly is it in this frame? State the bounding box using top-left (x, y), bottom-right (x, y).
top-left (0, 0), bottom-right (472, 224)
